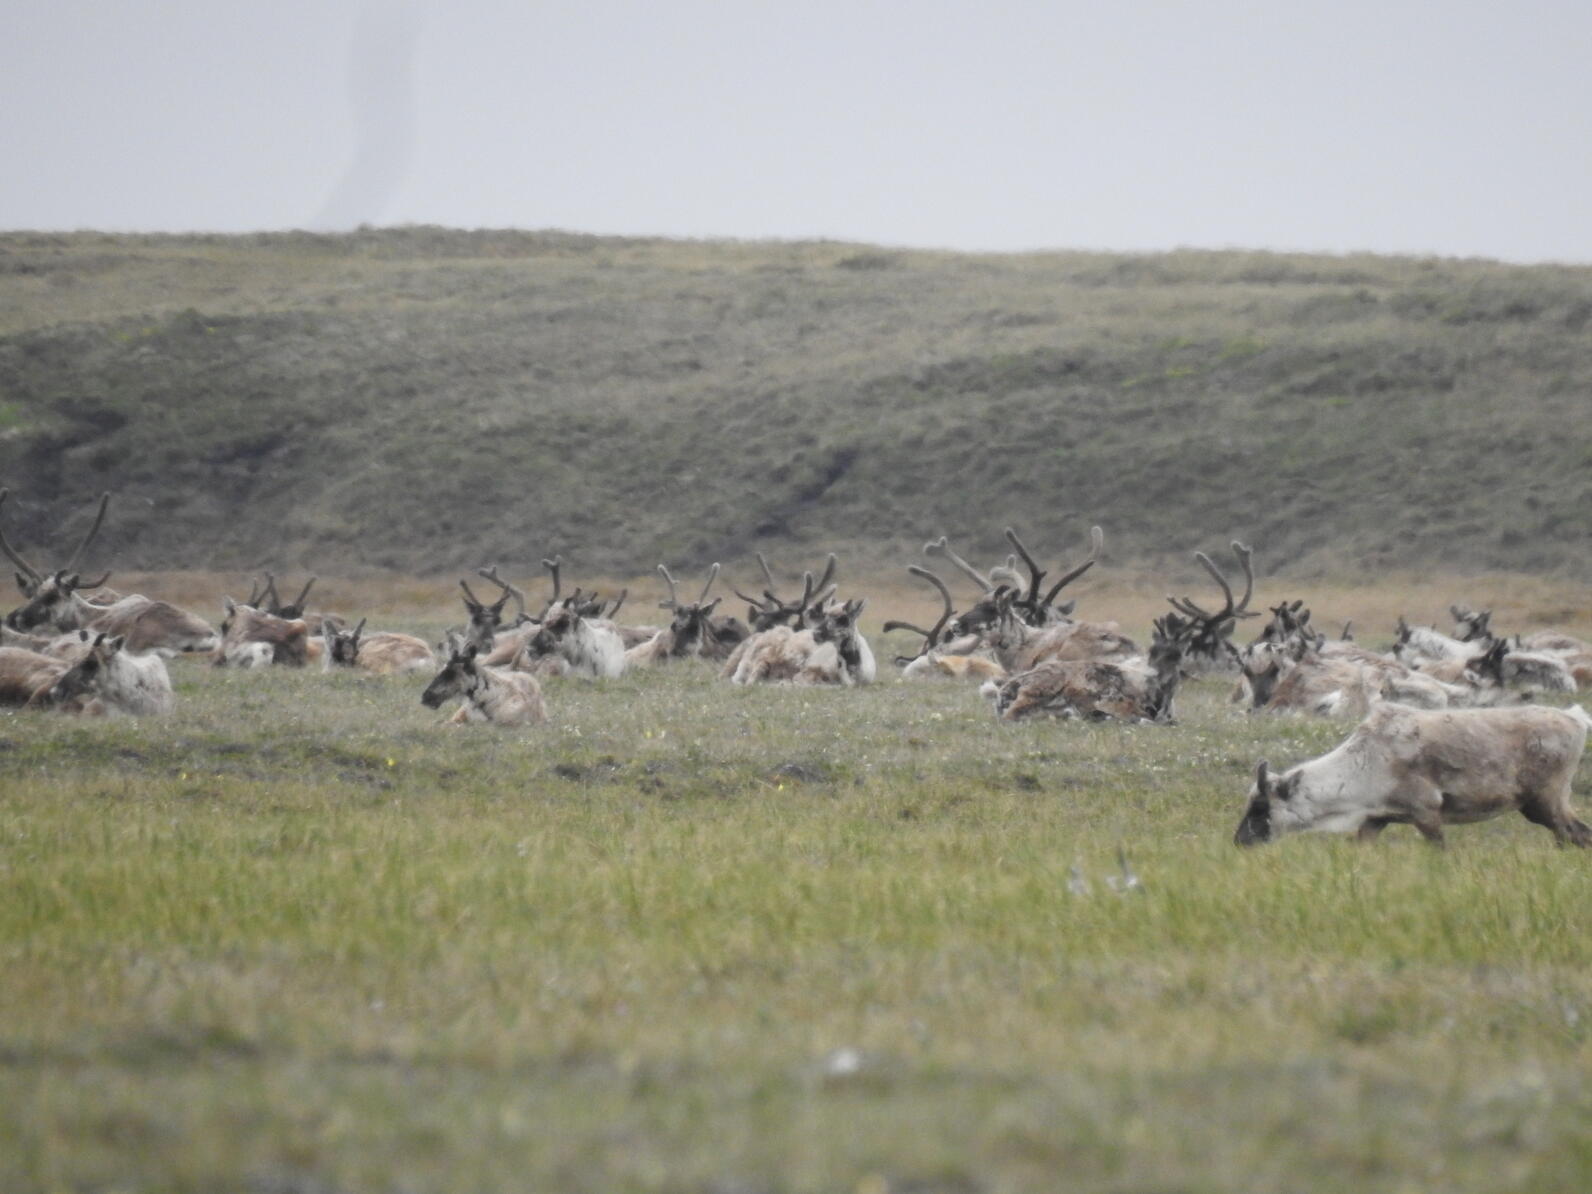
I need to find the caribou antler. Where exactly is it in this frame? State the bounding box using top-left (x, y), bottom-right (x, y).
top-left (1041, 525), bottom-right (1104, 607)
top-left (1003, 528), bottom-right (1047, 605)
top-left (882, 564), bottom-right (959, 663)
top-left (1167, 541), bottom-right (1257, 627)
top-left (477, 565), bottom-right (529, 623)
top-left (0, 488), bottom-right (43, 586)
top-left (540, 557), bottom-right (563, 613)
top-left (278, 576), bottom-right (316, 618)
top-left (923, 536), bottom-right (992, 593)
top-left (61, 492), bottom-right (110, 574)
top-left (657, 564), bottom-right (682, 610)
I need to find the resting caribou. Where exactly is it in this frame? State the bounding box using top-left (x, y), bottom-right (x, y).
top-left (421, 635), bottom-right (548, 726)
top-left (986, 614), bottom-right (1192, 723)
top-left (320, 619), bottom-right (435, 676)
top-left (214, 596), bottom-right (310, 668)
top-left (1, 490), bottom-right (218, 654)
top-left (722, 568), bottom-right (875, 686)
top-left (626, 563), bottom-right (738, 667)
top-left (885, 565), bottom-right (1004, 681)
top-left (929, 525), bottom-right (1104, 640)
top-left (1235, 703), bottom-right (1592, 848)
top-left (45, 630), bottom-right (174, 716)
top-left (0, 644), bottom-right (107, 713)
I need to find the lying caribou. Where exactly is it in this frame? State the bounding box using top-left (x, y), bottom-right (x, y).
top-left (986, 613), bottom-right (1190, 723)
top-left (0, 643), bottom-right (107, 713)
top-left (722, 569), bottom-right (875, 686)
top-left (885, 566), bottom-right (1004, 682)
top-left (1234, 703), bottom-right (1592, 848)
top-left (1, 490), bottom-right (218, 654)
top-left (930, 524), bottom-right (1104, 640)
top-left (214, 597), bottom-right (310, 667)
top-left (421, 635), bottom-right (548, 726)
top-left (626, 564), bottom-right (739, 667)
top-left (45, 629), bottom-right (174, 715)
top-left (1394, 617), bottom-right (1577, 693)
top-left (320, 619), bottom-right (435, 676)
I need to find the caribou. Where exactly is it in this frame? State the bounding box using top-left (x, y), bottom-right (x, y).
top-left (626, 563), bottom-right (739, 667)
top-left (985, 613), bottom-right (1192, 723)
top-left (0, 644), bottom-right (107, 713)
top-left (885, 565), bottom-right (1005, 681)
top-left (320, 619), bottom-right (435, 676)
top-left (722, 570), bottom-right (875, 686)
top-left (1393, 617), bottom-right (1577, 693)
top-left (1, 489), bottom-right (219, 654)
top-left (421, 635), bottom-right (548, 726)
top-left (213, 596), bottom-right (310, 668)
top-left (1235, 703), bottom-right (1592, 848)
top-left (45, 630), bottom-right (173, 715)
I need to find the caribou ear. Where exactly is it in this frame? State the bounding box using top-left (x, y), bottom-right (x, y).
top-left (223, 595), bottom-right (238, 615)
top-left (1255, 759), bottom-right (1271, 797)
top-left (108, 636), bottom-right (125, 653)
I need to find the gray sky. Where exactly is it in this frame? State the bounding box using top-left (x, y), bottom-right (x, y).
top-left (5, 0), bottom-right (1592, 262)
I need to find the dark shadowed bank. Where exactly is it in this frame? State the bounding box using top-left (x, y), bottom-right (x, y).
top-left (2, 227), bottom-right (1589, 579)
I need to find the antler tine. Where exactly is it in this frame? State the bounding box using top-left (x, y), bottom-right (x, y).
top-left (247, 574), bottom-right (266, 607)
top-left (731, 584), bottom-right (771, 610)
top-left (0, 489), bottom-right (45, 584)
top-left (907, 563), bottom-right (956, 647)
top-left (458, 579), bottom-right (485, 609)
top-left (541, 556), bottom-right (563, 607)
top-left (261, 571), bottom-right (283, 612)
top-left (755, 551), bottom-right (778, 592)
top-left (288, 576), bottom-right (317, 613)
top-left (62, 492), bottom-right (110, 573)
top-left (78, 570), bottom-right (113, 591)
top-left (1193, 551), bottom-right (1235, 618)
top-left (923, 536), bottom-right (992, 593)
top-left (606, 588), bottom-right (628, 619)
top-left (1041, 526), bottom-right (1104, 606)
top-left (656, 563), bottom-right (680, 609)
top-left (797, 570), bottom-right (815, 615)
top-left (812, 553), bottom-right (838, 596)
top-left (809, 583), bottom-right (838, 612)
top-left (351, 617), bottom-right (367, 641)
top-left (1003, 527), bottom-right (1046, 603)
top-left (696, 562), bottom-right (721, 607)
top-left (477, 565), bottom-right (528, 622)
top-left (1166, 594), bottom-right (1211, 620)
top-left (1228, 541), bottom-right (1256, 617)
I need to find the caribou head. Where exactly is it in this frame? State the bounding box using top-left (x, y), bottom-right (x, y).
top-left (1, 489), bottom-right (113, 630)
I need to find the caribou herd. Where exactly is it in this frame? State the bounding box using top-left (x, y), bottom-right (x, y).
top-left (3, 489), bottom-right (1590, 849)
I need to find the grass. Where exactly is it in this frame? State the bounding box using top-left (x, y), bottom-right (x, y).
top-left (2, 229), bottom-right (1591, 579)
top-left (3, 574), bottom-right (1592, 1192)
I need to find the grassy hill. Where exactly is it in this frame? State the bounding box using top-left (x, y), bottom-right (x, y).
top-left (2, 228), bottom-right (1590, 580)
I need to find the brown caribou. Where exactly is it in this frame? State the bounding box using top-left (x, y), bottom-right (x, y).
top-left (320, 619), bottom-right (435, 676)
top-left (1, 489), bottom-right (219, 654)
top-left (421, 635), bottom-right (548, 726)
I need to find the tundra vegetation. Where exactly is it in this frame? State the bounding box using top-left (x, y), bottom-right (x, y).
top-left (2, 568), bottom-right (1591, 1194)
top-left (2, 229), bottom-right (1592, 579)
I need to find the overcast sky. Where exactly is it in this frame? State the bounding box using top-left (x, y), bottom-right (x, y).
top-left (5, 1), bottom-right (1591, 262)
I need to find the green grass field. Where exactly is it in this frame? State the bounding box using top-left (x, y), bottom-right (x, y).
top-left (4, 578), bottom-right (1592, 1193)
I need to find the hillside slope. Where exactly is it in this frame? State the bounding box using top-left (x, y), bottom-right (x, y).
top-left (2, 228), bottom-right (1589, 579)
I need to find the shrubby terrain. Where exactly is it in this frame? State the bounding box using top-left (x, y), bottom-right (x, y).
top-left (3, 228), bottom-right (1590, 578)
